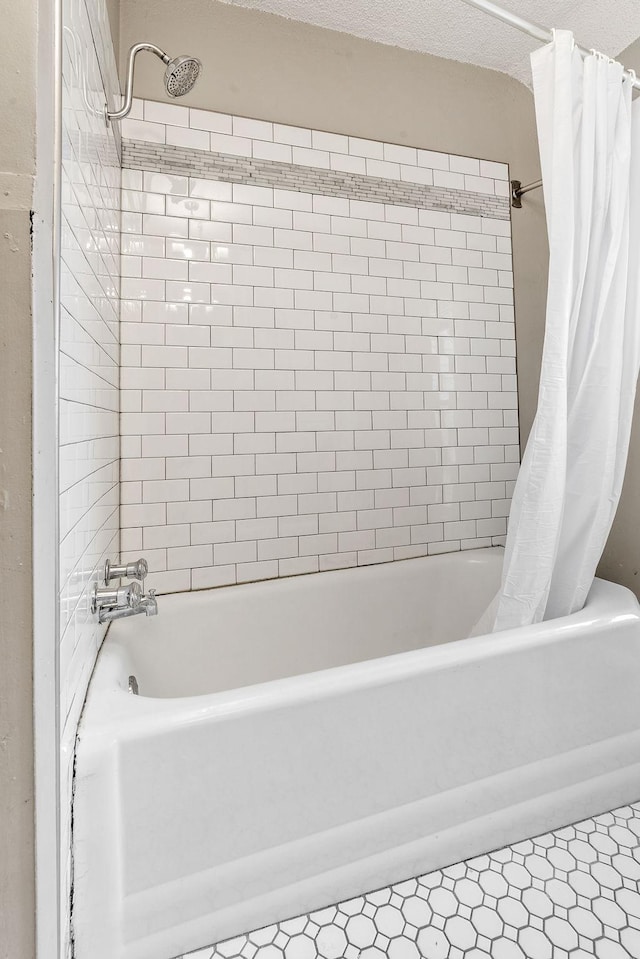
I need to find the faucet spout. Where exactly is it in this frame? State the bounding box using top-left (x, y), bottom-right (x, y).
top-left (97, 589), bottom-right (157, 623)
top-left (141, 589), bottom-right (158, 616)
top-left (92, 566), bottom-right (158, 624)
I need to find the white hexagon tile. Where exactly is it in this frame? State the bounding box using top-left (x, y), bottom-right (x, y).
top-left (178, 800), bottom-right (640, 959)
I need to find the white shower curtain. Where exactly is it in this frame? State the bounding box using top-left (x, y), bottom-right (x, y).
top-left (493, 31), bottom-right (640, 632)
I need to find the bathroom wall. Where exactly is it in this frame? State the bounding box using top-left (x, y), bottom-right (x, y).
top-left (119, 0), bottom-right (640, 603)
top-left (106, 0), bottom-right (120, 59)
top-left (597, 34), bottom-right (640, 598)
top-left (59, 0), bottom-right (121, 952)
top-left (119, 101), bottom-right (518, 592)
top-left (0, 3), bottom-right (37, 953)
top-left (119, 0), bottom-right (549, 451)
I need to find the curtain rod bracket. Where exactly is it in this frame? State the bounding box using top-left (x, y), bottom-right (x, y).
top-left (511, 177), bottom-right (543, 208)
top-left (511, 179), bottom-right (523, 208)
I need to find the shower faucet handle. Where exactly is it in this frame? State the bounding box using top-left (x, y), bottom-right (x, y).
top-left (91, 580), bottom-right (142, 615)
top-left (104, 557), bottom-right (149, 583)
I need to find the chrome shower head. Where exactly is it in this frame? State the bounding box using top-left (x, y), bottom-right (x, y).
top-left (164, 55), bottom-right (202, 98)
top-left (106, 43), bottom-right (202, 123)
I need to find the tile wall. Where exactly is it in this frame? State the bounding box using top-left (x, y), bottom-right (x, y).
top-left (60, 0), bottom-right (120, 953)
top-left (119, 100), bottom-right (519, 594)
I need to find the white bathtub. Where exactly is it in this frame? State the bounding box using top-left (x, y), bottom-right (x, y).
top-left (73, 547), bottom-right (640, 959)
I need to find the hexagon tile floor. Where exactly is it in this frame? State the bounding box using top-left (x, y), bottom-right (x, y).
top-left (178, 800), bottom-right (640, 959)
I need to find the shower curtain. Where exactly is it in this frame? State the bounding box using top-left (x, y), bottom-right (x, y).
top-left (493, 30), bottom-right (640, 631)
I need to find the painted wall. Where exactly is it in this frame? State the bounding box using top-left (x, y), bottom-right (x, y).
top-left (106, 0), bottom-right (120, 60)
top-left (597, 35), bottom-right (640, 597)
top-left (119, 0), bottom-right (549, 450)
top-left (0, 1), bottom-right (36, 956)
top-left (119, 101), bottom-right (518, 591)
top-left (59, 0), bottom-right (121, 953)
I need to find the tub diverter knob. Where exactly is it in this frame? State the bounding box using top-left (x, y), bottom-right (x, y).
top-left (105, 558), bottom-right (149, 583)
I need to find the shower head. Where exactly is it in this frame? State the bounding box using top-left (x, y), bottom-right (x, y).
top-left (106, 42), bottom-right (202, 123)
top-left (164, 55), bottom-right (202, 98)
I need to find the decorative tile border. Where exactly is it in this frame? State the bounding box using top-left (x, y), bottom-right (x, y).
top-left (177, 798), bottom-right (640, 959)
top-left (122, 139), bottom-right (510, 220)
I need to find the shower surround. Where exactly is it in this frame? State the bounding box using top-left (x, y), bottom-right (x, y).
top-left (119, 100), bottom-right (519, 593)
top-left (59, 0), bottom-right (120, 954)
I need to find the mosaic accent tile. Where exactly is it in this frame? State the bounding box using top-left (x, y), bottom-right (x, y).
top-left (122, 140), bottom-right (510, 221)
top-left (177, 799), bottom-right (640, 959)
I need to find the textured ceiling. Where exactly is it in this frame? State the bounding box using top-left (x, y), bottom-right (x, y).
top-left (215, 0), bottom-right (640, 86)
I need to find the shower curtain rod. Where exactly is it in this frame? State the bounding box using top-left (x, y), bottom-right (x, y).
top-left (460, 0), bottom-right (640, 207)
top-left (458, 0), bottom-right (640, 91)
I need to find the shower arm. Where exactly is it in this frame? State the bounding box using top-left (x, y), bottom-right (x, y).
top-left (106, 42), bottom-right (171, 124)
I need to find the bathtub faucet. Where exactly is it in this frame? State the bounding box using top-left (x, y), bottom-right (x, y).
top-left (91, 557), bottom-right (158, 623)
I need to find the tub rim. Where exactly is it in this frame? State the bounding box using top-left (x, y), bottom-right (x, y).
top-left (79, 571), bottom-right (640, 746)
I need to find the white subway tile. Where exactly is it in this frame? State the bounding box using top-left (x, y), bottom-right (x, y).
top-left (274, 123), bottom-right (312, 147)
top-left (121, 277), bottom-right (165, 301)
top-left (140, 435), bottom-right (187, 459)
top-left (450, 155), bottom-right (480, 175)
top-left (232, 184), bottom-right (273, 207)
top-left (253, 140), bottom-right (293, 163)
top-left (258, 537), bottom-right (299, 561)
top-left (166, 196), bottom-right (210, 219)
top-left (165, 325), bottom-right (211, 347)
top-left (189, 179), bottom-right (232, 202)
top-left (232, 115), bottom-right (273, 140)
top-left (209, 132), bottom-right (252, 156)
top-left (330, 153), bottom-right (367, 175)
top-left (292, 146), bottom-right (330, 169)
top-left (167, 500), bottom-right (213, 525)
top-left (188, 261), bottom-right (232, 283)
top-left (480, 159), bottom-right (509, 180)
top-left (348, 136), bottom-right (383, 159)
top-left (417, 149), bottom-right (450, 170)
top-left (143, 214), bottom-right (188, 238)
top-left (144, 100), bottom-right (189, 127)
top-left (143, 478), bottom-right (189, 503)
top-left (121, 117), bottom-right (165, 142)
top-left (142, 257), bottom-right (187, 281)
top-left (189, 108), bottom-right (233, 133)
top-left (122, 234), bottom-right (164, 258)
top-left (166, 411), bottom-right (212, 434)
top-left (144, 524), bottom-right (190, 549)
top-left (402, 165), bottom-right (434, 186)
top-left (434, 170), bottom-right (465, 190)
top-left (143, 300), bottom-right (188, 323)
top-left (169, 544), bottom-right (213, 569)
top-left (122, 189), bottom-right (165, 214)
top-left (166, 125), bottom-right (210, 151)
top-left (465, 174), bottom-right (495, 195)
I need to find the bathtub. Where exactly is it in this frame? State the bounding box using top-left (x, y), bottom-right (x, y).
top-left (73, 546), bottom-right (640, 959)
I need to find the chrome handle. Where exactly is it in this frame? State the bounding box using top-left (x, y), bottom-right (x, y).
top-left (143, 588), bottom-right (158, 616)
top-left (91, 580), bottom-right (142, 614)
top-left (105, 558), bottom-right (148, 583)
